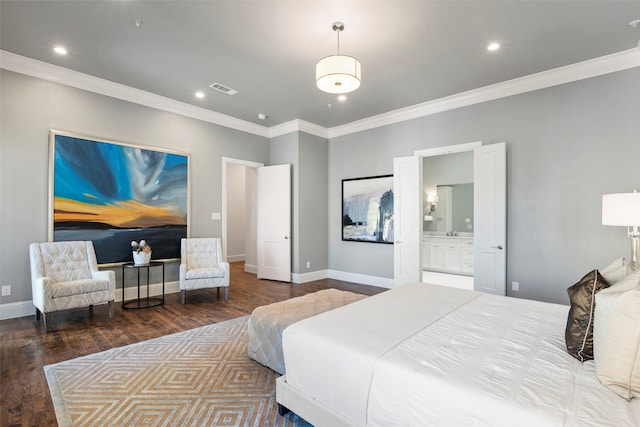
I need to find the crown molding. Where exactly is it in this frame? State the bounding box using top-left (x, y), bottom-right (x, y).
top-left (327, 47), bottom-right (640, 139)
top-left (0, 50), bottom-right (269, 138)
top-left (2, 47), bottom-right (639, 142)
top-left (268, 119), bottom-right (329, 139)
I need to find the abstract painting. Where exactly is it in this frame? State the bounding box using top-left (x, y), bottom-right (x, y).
top-left (342, 175), bottom-right (394, 244)
top-left (49, 131), bottom-right (189, 265)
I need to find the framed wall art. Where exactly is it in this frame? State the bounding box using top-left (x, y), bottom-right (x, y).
top-left (342, 174), bottom-right (394, 244)
top-left (49, 130), bottom-right (190, 265)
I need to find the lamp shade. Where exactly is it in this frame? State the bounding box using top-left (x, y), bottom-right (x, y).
top-left (602, 192), bottom-right (640, 226)
top-left (316, 54), bottom-right (361, 94)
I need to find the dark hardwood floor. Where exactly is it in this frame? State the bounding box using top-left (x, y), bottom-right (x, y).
top-left (0, 262), bottom-right (385, 426)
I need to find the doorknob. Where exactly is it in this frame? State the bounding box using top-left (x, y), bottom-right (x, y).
top-left (284, 236), bottom-right (289, 240)
top-left (491, 245), bottom-right (503, 250)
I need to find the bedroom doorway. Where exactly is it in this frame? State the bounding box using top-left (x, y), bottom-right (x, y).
top-left (222, 157), bottom-right (263, 274)
top-left (393, 142), bottom-right (506, 295)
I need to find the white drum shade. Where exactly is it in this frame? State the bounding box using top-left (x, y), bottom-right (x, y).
top-left (316, 54), bottom-right (361, 94)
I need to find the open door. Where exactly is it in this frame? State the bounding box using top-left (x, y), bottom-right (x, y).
top-left (473, 143), bottom-right (506, 295)
top-left (257, 164), bottom-right (292, 282)
top-left (393, 156), bottom-right (422, 286)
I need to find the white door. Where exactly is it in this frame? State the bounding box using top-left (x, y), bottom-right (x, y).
top-left (473, 143), bottom-right (506, 295)
top-left (257, 164), bottom-right (291, 282)
top-left (393, 156), bottom-right (422, 285)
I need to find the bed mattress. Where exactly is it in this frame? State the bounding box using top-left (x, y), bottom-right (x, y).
top-left (280, 283), bottom-right (640, 427)
top-left (282, 283), bottom-right (480, 425)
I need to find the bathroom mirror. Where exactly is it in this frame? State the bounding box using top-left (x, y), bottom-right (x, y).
top-left (426, 183), bottom-right (473, 233)
top-left (422, 150), bottom-right (474, 235)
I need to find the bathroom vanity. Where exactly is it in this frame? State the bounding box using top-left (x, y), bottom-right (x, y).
top-left (422, 234), bottom-right (474, 276)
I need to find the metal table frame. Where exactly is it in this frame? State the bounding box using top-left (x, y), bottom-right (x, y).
top-left (121, 261), bottom-right (165, 309)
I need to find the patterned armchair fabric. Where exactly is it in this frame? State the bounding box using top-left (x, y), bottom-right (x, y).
top-left (29, 241), bottom-right (115, 331)
top-left (179, 238), bottom-right (230, 303)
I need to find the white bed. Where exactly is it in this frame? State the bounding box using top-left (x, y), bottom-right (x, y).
top-left (276, 282), bottom-right (640, 427)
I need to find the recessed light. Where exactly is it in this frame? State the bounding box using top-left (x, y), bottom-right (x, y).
top-left (258, 113), bottom-right (267, 120)
top-left (338, 95), bottom-right (347, 102)
top-left (53, 46), bottom-right (67, 55)
top-left (487, 42), bottom-right (501, 51)
top-left (195, 91), bottom-right (205, 99)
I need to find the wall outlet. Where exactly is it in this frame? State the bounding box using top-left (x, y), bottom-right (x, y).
top-left (306, 261), bottom-right (311, 269)
top-left (511, 281), bottom-right (519, 291)
top-left (1, 285), bottom-right (11, 296)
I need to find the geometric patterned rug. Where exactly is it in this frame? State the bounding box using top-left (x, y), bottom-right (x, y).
top-left (44, 316), bottom-right (312, 427)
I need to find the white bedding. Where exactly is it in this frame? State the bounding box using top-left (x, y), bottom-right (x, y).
top-left (280, 283), bottom-right (640, 427)
top-left (282, 282), bottom-right (480, 425)
top-left (367, 292), bottom-right (640, 427)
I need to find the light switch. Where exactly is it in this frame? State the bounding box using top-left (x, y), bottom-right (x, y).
top-left (211, 212), bottom-right (221, 220)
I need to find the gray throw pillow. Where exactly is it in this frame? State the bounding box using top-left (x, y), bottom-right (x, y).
top-left (565, 269), bottom-right (609, 362)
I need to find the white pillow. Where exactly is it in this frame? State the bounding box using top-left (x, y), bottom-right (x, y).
top-left (600, 257), bottom-right (630, 285)
top-left (593, 271), bottom-right (640, 400)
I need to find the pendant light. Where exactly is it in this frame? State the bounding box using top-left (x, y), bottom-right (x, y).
top-left (316, 22), bottom-right (361, 94)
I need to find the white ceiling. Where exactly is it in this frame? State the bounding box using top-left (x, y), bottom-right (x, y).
top-left (1, 1), bottom-right (639, 129)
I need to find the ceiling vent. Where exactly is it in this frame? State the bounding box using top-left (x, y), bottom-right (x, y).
top-left (209, 82), bottom-right (238, 95)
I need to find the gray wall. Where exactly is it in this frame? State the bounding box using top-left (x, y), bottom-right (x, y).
top-left (0, 69), bottom-right (269, 304)
top-left (298, 132), bottom-right (329, 273)
top-left (2, 66), bottom-right (639, 308)
top-left (244, 166), bottom-right (258, 270)
top-left (270, 131), bottom-right (329, 275)
top-left (226, 163), bottom-right (247, 261)
top-left (329, 67), bottom-right (640, 304)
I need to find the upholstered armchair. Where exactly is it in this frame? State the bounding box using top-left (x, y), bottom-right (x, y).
top-left (29, 241), bottom-right (115, 332)
top-left (179, 238), bottom-right (230, 304)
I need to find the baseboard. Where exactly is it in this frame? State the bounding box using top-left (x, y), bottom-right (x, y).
top-left (227, 254), bottom-right (245, 263)
top-left (0, 272), bottom-right (392, 320)
top-left (0, 281), bottom-right (181, 320)
top-left (0, 300), bottom-right (35, 320)
top-left (292, 270), bottom-right (329, 284)
top-left (118, 280), bottom-right (180, 302)
top-left (326, 270), bottom-right (394, 288)
top-left (287, 269), bottom-right (393, 287)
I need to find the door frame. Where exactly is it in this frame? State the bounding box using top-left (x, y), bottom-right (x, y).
top-left (415, 141), bottom-right (482, 158)
top-left (411, 141), bottom-right (506, 295)
top-left (221, 157), bottom-right (264, 265)
top-left (414, 142), bottom-right (482, 279)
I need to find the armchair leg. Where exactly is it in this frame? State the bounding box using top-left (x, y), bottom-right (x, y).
top-left (108, 300), bottom-right (114, 318)
top-left (224, 287), bottom-right (229, 301)
top-left (43, 312), bottom-right (51, 333)
top-left (181, 290), bottom-right (186, 304)
top-left (36, 308), bottom-right (41, 320)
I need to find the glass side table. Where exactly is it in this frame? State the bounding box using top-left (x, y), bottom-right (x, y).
top-left (121, 261), bottom-right (165, 309)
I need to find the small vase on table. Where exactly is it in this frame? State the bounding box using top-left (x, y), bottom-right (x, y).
top-left (132, 251), bottom-right (152, 265)
top-left (131, 240), bottom-right (152, 265)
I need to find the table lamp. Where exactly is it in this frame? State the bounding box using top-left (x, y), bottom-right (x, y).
top-left (602, 190), bottom-right (640, 270)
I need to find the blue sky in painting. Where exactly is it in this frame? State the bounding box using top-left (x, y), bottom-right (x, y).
top-left (53, 134), bottom-right (187, 214)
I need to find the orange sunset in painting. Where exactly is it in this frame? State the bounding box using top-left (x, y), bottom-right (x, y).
top-left (54, 197), bottom-right (185, 229)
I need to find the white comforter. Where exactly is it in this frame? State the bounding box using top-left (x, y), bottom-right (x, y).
top-left (283, 283), bottom-right (480, 425)
top-left (281, 283), bottom-right (640, 427)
